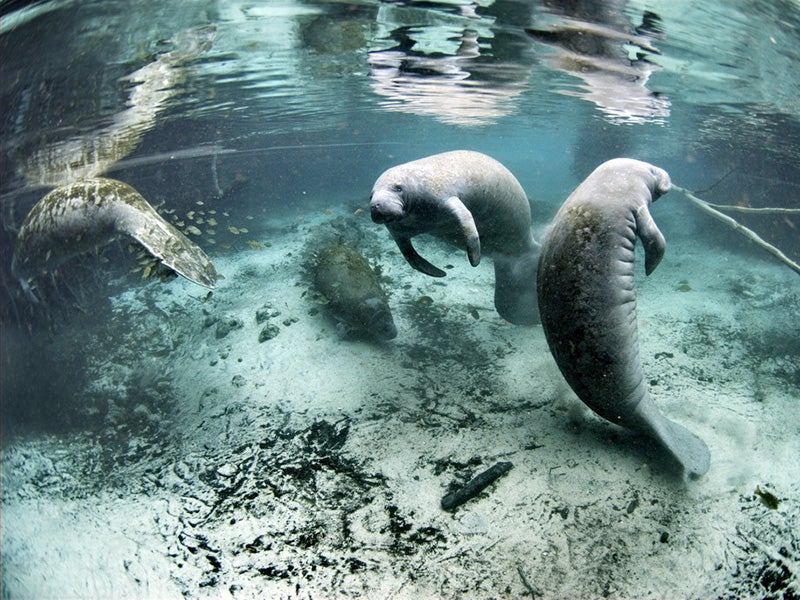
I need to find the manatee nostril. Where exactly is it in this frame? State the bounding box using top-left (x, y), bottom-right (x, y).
top-left (371, 199), bottom-right (403, 223)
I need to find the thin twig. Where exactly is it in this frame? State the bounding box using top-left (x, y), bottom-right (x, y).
top-left (693, 167), bottom-right (735, 194)
top-left (517, 564), bottom-right (538, 598)
top-left (211, 150), bottom-right (223, 198)
top-left (702, 203), bottom-right (800, 214)
top-left (673, 184), bottom-right (800, 276)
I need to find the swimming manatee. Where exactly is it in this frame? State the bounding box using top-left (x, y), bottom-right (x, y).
top-left (537, 158), bottom-right (710, 477)
top-left (12, 178), bottom-right (218, 295)
top-left (311, 244), bottom-right (397, 341)
top-left (370, 150), bottom-right (541, 325)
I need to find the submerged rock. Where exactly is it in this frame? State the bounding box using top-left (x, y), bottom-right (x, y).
top-left (258, 323), bottom-right (280, 343)
top-left (311, 244), bottom-right (397, 341)
top-left (215, 314), bottom-right (243, 339)
top-left (255, 304), bottom-right (281, 324)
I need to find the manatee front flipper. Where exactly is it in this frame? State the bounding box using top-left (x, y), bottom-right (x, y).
top-left (633, 398), bottom-right (710, 477)
top-left (392, 233), bottom-right (447, 277)
top-left (441, 196), bottom-right (481, 267)
top-left (635, 205), bottom-right (666, 275)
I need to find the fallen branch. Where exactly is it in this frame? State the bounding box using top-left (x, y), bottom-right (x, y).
top-left (441, 461), bottom-right (513, 511)
top-left (672, 184), bottom-right (800, 276)
top-left (517, 564), bottom-right (539, 598)
top-left (702, 203), bottom-right (800, 215)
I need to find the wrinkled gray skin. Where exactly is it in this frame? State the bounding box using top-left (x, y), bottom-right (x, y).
top-left (312, 244), bottom-right (397, 341)
top-left (13, 178), bottom-right (218, 290)
top-left (537, 158), bottom-right (710, 477)
top-left (370, 150), bottom-right (540, 325)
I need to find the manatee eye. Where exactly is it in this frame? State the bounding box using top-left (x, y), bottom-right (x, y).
top-left (391, 184), bottom-right (403, 193)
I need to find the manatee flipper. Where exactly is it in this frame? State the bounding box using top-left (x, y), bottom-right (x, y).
top-left (633, 397), bottom-right (710, 477)
top-left (635, 205), bottom-right (666, 275)
top-left (392, 233), bottom-right (447, 277)
top-left (441, 196), bottom-right (481, 267)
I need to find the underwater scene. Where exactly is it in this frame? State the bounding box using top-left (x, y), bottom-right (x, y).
top-left (1, 1), bottom-right (799, 598)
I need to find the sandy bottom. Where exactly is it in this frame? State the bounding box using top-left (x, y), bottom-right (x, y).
top-left (2, 204), bottom-right (799, 599)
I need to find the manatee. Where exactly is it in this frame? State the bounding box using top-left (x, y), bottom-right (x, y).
top-left (370, 150), bottom-right (540, 325)
top-left (537, 158), bottom-right (710, 477)
top-left (312, 244), bottom-right (397, 340)
top-left (12, 178), bottom-right (218, 292)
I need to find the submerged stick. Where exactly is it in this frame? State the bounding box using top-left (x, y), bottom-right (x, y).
top-left (673, 184), bottom-right (800, 276)
top-left (517, 564), bottom-right (539, 599)
top-left (441, 461), bottom-right (513, 511)
top-left (701, 203), bottom-right (800, 214)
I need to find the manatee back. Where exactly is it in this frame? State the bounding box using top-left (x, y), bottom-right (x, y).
top-left (13, 181), bottom-right (126, 279)
top-left (313, 245), bottom-right (396, 340)
top-left (13, 178), bottom-right (218, 289)
top-left (424, 151), bottom-right (533, 255)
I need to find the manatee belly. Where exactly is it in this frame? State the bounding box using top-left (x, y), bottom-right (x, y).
top-left (537, 211), bottom-right (645, 425)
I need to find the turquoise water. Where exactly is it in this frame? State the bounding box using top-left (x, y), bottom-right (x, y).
top-left (3, 1), bottom-right (799, 227)
top-left (1, 1), bottom-right (799, 598)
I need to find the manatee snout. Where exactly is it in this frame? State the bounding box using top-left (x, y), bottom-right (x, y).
top-left (370, 203), bottom-right (390, 224)
top-left (370, 188), bottom-right (404, 224)
top-left (370, 307), bottom-right (398, 340)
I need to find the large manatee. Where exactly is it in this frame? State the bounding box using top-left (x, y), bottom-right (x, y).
top-left (13, 178), bottom-right (218, 292)
top-left (537, 158), bottom-right (710, 477)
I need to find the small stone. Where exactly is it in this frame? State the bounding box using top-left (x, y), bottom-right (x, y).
top-left (259, 324), bottom-right (280, 343)
top-left (216, 315), bottom-right (244, 339)
top-left (132, 404), bottom-right (155, 422)
top-left (256, 304), bottom-right (281, 324)
top-left (217, 463), bottom-right (238, 478)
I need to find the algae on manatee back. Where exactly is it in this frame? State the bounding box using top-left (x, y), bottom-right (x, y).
top-left (311, 244), bottom-right (397, 340)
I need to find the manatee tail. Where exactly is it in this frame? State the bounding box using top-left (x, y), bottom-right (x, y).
top-left (103, 179), bottom-right (218, 289)
top-left (492, 247), bottom-right (541, 326)
top-left (126, 212), bottom-right (219, 289)
top-left (634, 398), bottom-right (710, 477)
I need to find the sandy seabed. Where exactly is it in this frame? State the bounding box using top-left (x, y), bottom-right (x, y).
top-left (2, 202), bottom-right (799, 600)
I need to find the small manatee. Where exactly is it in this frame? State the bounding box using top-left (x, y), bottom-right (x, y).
top-left (312, 244), bottom-right (397, 340)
